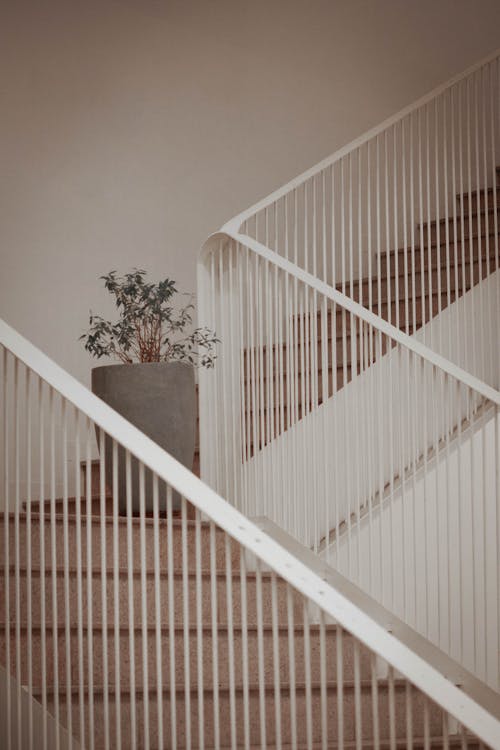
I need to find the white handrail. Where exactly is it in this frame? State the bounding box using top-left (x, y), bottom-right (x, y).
top-left (2, 316), bottom-right (500, 745)
top-left (204, 229), bottom-right (500, 406)
top-left (222, 45), bottom-right (500, 233)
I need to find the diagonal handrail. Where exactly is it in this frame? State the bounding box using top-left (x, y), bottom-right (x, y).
top-left (221, 46), bottom-right (500, 234)
top-left (1, 315), bottom-right (500, 745)
top-left (204, 228), bottom-right (500, 407)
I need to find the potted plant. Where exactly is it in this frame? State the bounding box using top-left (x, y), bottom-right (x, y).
top-left (80, 269), bottom-right (217, 512)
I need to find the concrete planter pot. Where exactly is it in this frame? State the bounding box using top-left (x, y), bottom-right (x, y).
top-left (91, 361), bottom-right (196, 513)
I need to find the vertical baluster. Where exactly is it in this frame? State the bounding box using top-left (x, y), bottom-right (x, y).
top-left (238, 246), bottom-right (249, 514)
top-left (388, 665), bottom-right (396, 750)
top-left (112, 440), bottom-right (121, 749)
top-left (2, 349), bottom-right (11, 748)
top-left (85, 419), bottom-right (94, 750)
top-left (287, 584), bottom-right (297, 750)
top-left (405, 682), bottom-right (413, 750)
top-left (402, 117), bottom-right (410, 335)
top-left (49, 387), bottom-right (60, 750)
top-left (410, 111), bottom-right (417, 337)
top-left (239, 547), bottom-right (250, 750)
top-left (443, 90), bottom-right (452, 352)
top-left (302, 599), bottom-right (312, 749)
top-left (425, 104), bottom-right (432, 348)
top-left (14, 358), bottom-right (22, 747)
top-left (194, 506), bottom-right (204, 750)
top-left (370, 652), bottom-right (380, 750)
top-left (481, 65), bottom-right (493, 385)
top-left (180, 495), bottom-right (190, 748)
top-left (209, 520), bottom-right (219, 749)
top-left (470, 386), bottom-right (478, 676)
top-left (474, 70), bottom-right (486, 382)
top-left (375, 330), bottom-right (385, 605)
top-left (353, 640), bottom-right (362, 750)
top-left (434, 96), bottom-right (442, 352)
top-left (455, 381), bottom-right (465, 666)
top-left (421, 361), bottom-right (430, 639)
top-left (271, 571), bottom-right (282, 749)
top-left (397, 344), bottom-right (408, 622)
top-left (443, 373), bottom-right (453, 658)
top-left (166, 484), bottom-right (176, 748)
top-left (376, 136), bottom-right (383, 320)
top-left (61, 400), bottom-right (72, 747)
top-left (488, 60), bottom-right (499, 385)
top-left (39, 380), bottom-right (47, 750)
top-left (225, 534), bottom-right (237, 749)
top-left (466, 76), bottom-right (477, 372)
top-left (125, 450), bottom-right (136, 750)
top-left (384, 130), bottom-right (392, 327)
top-left (139, 463), bottom-right (149, 749)
top-left (74, 410), bottom-right (85, 748)
top-left (228, 243), bottom-right (239, 507)
top-left (26, 369), bottom-right (33, 749)
top-left (450, 83), bottom-right (462, 370)
top-left (99, 428), bottom-right (109, 750)
top-left (210, 251), bottom-right (220, 493)
top-left (255, 558), bottom-right (267, 750)
top-left (393, 123), bottom-right (400, 332)
top-left (423, 695), bottom-right (431, 750)
top-left (336, 624), bottom-right (344, 749)
top-left (319, 609), bottom-right (327, 750)
top-left (418, 107), bottom-right (426, 344)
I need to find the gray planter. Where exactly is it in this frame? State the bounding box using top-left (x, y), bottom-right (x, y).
top-left (91, 362), bottom-right (196, 513)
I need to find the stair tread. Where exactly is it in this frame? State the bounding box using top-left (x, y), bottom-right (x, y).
top-left (419, 202), bottom-right (500, 230)
top-left (0, 620), bottom-right (338, 635)
top-left (0, 563), bottom-right (301, 581)
top-left (2, 511), bottom-right (210, 527)
top-left (32, 676), bottom-right (416, 696)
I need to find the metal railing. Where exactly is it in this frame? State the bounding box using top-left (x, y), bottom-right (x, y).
top-left (223, 48), bottom-right (500, 388)
top-left (198, 231), bottom-right (500, 693)
top-left (1, 321), bottom-right (499, 747)
top-left (197, 49), bottom-right (500, 694)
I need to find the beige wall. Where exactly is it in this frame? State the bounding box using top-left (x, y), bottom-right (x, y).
top-left (1, 0), bottom-right (499, 386)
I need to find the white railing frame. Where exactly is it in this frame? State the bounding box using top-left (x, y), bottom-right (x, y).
top-left (200, 229), bottom-right (500, 407)
top-left (2, 316), bottom-right (500, 745)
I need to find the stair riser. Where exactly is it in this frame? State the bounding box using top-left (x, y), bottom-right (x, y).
top-left (349, 255), bottom-right (497, 307)
top-left (46, 684), bottom-right (443, 748)
top-left (0, 626), bottom-right (370, 688)
top-left (0, 518), bottom-right (237, 571)
top-left (393, 230), bottom-right (499, 266)
top-left (419, 207), bottom-right (499, 245)
top-left (459, 186), bottom-right (500, 213)
top-left (0, 572), bottom-right (303, 628)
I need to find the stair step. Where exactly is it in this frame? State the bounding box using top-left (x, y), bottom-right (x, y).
top-left (1, 621), bottom-right (369, 689)
top-left (40, 678), bottom-right (444, 748)
top-left (418, 204), bottom-right (499, 244)
top-left (458, 184), bottom-right (500, 212)
top-left (344, 253), bottom-right (497, 308)
top-left (0, 564), bottom-right (305, 628)
top-left (0, 513), bottom-right (236, 571)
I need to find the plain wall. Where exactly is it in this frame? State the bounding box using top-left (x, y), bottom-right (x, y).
top-left (1, 0), bottom-right (500, 386)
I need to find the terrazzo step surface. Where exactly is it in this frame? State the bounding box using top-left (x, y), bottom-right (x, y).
top-left (0, 622), bottom-right (368, 688)
top-left (42, 678), bottom-right (444, 749)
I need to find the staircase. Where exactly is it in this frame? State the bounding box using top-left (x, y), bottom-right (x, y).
top-left (241, 168), bottom-right (500, 450)
top-left (2, 49), bottom-right (500, 749)
top-left (197, 47), bottom-right (500, 703)
top-left (0, 463), bottom-right (482, 747)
